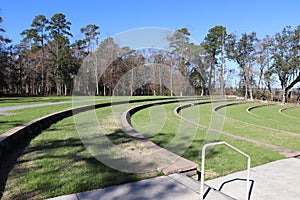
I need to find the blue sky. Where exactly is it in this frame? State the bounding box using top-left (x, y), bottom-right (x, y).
top-left (1, 0), bottom-right (300, 44)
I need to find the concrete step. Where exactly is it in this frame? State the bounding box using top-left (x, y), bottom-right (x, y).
top-left (169, 173), bottom-right (235, 200)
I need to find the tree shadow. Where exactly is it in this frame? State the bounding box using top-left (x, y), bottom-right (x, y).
top-left (0, 120), bottom-right (24, 128)
top-left (0, 128), bottom-right (160, 199)
top-left (0, 138), bottom-right (29, 199)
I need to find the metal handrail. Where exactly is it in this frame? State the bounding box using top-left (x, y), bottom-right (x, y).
top-left (200, 141), bottom-right (251, 200)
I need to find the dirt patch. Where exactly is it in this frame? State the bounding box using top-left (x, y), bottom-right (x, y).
top-left (205, 169), bottom-right (219, 179)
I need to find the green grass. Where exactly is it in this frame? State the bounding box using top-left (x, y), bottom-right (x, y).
top-left (250, 104), bottom-right (299, 123)
top-left (0, 95), bottom-right (155, 134)
top-left (2, 97), bottom-right (175, 199)
top-left (0, 96), bottom-right (117, 134)
top-left (0, 104), bottom-right (73, 134)
top-left (1, 97), bottom-right (293, 199)
top-left (282, 107), bottom-right (300, 118)
top-left (2, 103), bottom-right (159, 200)
top-left (131, 102), bottom-right (285, 179)
top-left (222, 103), bottom-right (300, 133)
top-left (182, 102), bottom-right (300, 151)
top-left (0, 96), bottom-right (73, 108)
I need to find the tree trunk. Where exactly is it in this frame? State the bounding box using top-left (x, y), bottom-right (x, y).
top-left (282, 89), bottom-right (287, 104)
top-left (282, 72), bottom-right (300, 103)
top-left (64, 84), bottom-right (67, 95)
top-left (57, 83), bottom-right (61, 95)
top-left (170, 67), bottom-right (173, 96)
top-left (220, 31), bottom-right (225, 96)
top-left (159, 65), bottom-right (162, 96)
top-left (248, 80), bottom-right (253, 100)
top-left (208, 60), bottom-right (214, 95)
top-left (130, 69), bottom-right (133, 96)
top-left (95, 56), bottom-right (99, 96)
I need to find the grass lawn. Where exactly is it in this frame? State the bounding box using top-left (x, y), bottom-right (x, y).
top-left (0, 104), bottom-right (73, 134)
top-left (0, 96), bottom-right (166, 134)
top-left (222, 103), bottom-right (300, 133)
top-left (281, 107), bottom-right (300, 119)
top-left (2, 97), bottom-right (174, 199)
top-left (0, 96), bottom-right (73, 108)
top-left (0, 96), bottom-right (117, 134)
top-left (249, 104), bottom-right (299, 123)
top-left (1, 97), bottom-right (292, 199)
top-left (2, 102), bottom-right (161, 199)
top-left (181, 102), bottom-right (300, 151)
top-left (131, 102), bottom-right (285, 179)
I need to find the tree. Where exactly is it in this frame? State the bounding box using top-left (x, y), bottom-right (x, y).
top-left (167, 28), bottom-right (193, 96)
top-left (256, 35), bottom-right (273, 98)
top-left (187, 43), bottom-right (209, 96)
top-left (270, 25), bottom-right (300, 103)
top-left (97, 37), bottom-right (122, 95)
top-left (0, 16), bottom-right (12, 94)
top-left (19, 15), bottom-right (49, 95)
top-left (227, 32), bottom-right (258, 100)
top-left (80, 24), bottom-right (100, 95)
top-left (31, 15), bottom-right (48, 94)
top-left (203, 26), bottom-right (227, 95)
top-left (46, 13), bottom-right (73, 95)
top-left (167, 28), bottom-right (191, 75)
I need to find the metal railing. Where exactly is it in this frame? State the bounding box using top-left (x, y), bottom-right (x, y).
top-left (200, 141), bottom-right (251, 200)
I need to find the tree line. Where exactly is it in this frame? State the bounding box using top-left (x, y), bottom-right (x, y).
top-left (0, 13), bottom-right (299, 103)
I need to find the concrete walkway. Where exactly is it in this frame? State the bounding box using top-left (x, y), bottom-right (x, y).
top-left (0, 99), bottom-right (94, 113)
top-left (48, 174), bottom-right (232, 200)
top-left (0, 98), bottom-right (112, 116)
top-left (0, 101), bottom-right (73, 113)
top-left (48, 158), bottom-right (300, 200)
top-left (207, 157), bottom-right (300, 200)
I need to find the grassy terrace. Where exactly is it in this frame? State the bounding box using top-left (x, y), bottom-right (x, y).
top-left (178, 102), bottom-right (300, 151)
top-left (1, 97), bottom-right (296, 199)
top-left (281, 107), bottom-right (300, 119)
top-left (0, 96), bottom-right (162, 134)
top-left (132, 102), bottom-right (285, 180)
top-left (2, 107), bottom-right (150, 199)
top-left (0, 104), bottom-right (73, 134)
top-left (225, 103), bottom-right (300, 133)
top-left (1, 97), bottom-right (171, 199)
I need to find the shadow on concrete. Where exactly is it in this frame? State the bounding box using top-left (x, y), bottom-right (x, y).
top-left (217, 178), bottom-right (255, 200)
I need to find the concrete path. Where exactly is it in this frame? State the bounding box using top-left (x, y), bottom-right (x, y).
top-left (0, 98), bottom-right (113, 115)
top-left (0, 102), bottom-right (65, 112)
top-left (207, 157), bottom-right (300, 200)
top-left (48, 158), bottom-right (300, 200)
top-left (48, 174), bottom-right (232, 200)
top-left (0, 100), bottom-right (91, 113)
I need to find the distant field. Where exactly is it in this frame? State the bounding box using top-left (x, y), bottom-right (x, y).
top-left (0, 96), bottom-right (112, 134)
top-left (0, 96), bottom-right (165, 134)
top-left (0, 96), bottom-right (73, 108)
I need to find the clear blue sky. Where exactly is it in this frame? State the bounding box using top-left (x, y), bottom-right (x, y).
top-left (1, 0), bottom-right (300, 44)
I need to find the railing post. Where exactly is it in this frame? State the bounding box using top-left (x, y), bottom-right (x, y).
top-left (200, 141), bottom-right (251, 200)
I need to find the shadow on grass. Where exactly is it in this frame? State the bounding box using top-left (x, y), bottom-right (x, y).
top-left (0, 139), bottom-right (29, 199)
top-left (0, 129), bottom-right (160, 199)
top-left (0, 119), bottom-right (24, 125)
top-left (0, 121), bottom-right (222, 200)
